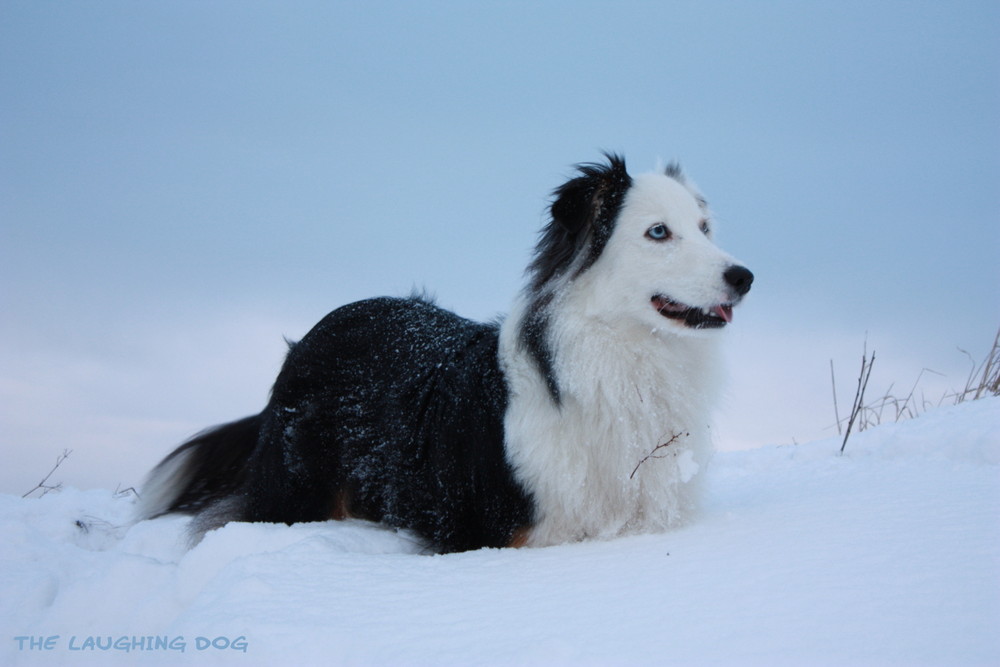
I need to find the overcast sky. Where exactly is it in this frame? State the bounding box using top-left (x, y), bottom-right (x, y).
top-left (2, 1), bottom-right (998, 494)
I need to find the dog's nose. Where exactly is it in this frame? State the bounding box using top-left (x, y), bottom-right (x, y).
top-left (724, 265), bottom-right (754, 296)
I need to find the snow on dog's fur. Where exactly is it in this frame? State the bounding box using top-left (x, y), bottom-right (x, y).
top-left (138, 154), bottom-right (753, 553)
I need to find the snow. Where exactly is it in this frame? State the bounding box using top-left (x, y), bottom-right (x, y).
top-left (3, 397), bottom-right (998, 666)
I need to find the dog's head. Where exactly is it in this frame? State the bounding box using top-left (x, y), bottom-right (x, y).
top-left (529, 153), bottom-right (753, 337)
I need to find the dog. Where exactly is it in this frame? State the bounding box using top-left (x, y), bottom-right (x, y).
top-left (138, 154), bottom-right (753, 553)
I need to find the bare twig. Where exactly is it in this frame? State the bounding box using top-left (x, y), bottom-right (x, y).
top-left (630, 432), bottom-right (688, 480)
top-left (830, 359), bottom-right (842, 436)
top-left (959, 327), bottom-right (1000, 402)
top-left (828, 327), bottom-right (997, 450)
top-left (900, 369), bottom-right (939, 420)
top-left (113, 484), bottom-right (140, 500)
top-left (22, 449), bottom-right (72, 498)
top-left (840, 347), bottom-right (875, 455)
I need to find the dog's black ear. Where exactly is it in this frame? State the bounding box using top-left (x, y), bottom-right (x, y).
top-left (664, 161), bottom-right (684, 181)
top-left (528, 153), bottom-right (631, 292)
top-left (551, 152), bottom-right (630, 238)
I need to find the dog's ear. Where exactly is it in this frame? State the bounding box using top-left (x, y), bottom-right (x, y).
top-left (664, 160), bottom-right (709, 210)
top-left (528, 154), bottom-right (631, 291)
top-left (551, 153), bottom-right (629, 237)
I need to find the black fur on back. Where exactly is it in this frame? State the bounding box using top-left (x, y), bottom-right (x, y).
top-left (519, 153), bottom-right (633, 404)
top-left (147, 296), bottom-right (534, 553)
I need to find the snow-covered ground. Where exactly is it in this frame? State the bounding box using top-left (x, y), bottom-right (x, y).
top-left (2, 397), bottom-right (998, 666)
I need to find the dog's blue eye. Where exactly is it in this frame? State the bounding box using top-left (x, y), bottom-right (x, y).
top-left (646, 223), bottom-right (671, 241)
top-left (699, 219), bottom-right (710, 235)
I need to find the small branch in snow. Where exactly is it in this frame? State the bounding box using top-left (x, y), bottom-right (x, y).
top-left (22, 449), bottom-right (72, 498)
top-left (839, 346), bottom-right (875, 455)
top-left (830, 359), bottom-right (842, 436)
top-left (630, 432), bottom-right (688, 480)
top-left (958, 326), bottom-right (1000, 403)
top-left (114, 484), bottom-right (140, 500)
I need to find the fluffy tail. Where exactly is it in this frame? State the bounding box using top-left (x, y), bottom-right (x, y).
top-left (137, 415), bottom-right (260, 521)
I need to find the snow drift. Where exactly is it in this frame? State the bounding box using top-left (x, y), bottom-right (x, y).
top-left (2, 397), bottom-right (998, 665)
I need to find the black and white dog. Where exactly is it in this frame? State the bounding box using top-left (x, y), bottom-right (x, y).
top-left (139, 154), bottom-right (753, 553)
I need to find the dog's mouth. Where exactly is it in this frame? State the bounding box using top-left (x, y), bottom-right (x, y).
top-left (651, 295), bottom-right (734, 329)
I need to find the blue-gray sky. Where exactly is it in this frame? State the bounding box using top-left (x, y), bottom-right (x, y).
top-left (2, 1), bottom-right (998, 493)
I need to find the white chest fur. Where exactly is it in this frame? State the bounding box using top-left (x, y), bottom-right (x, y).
top-left (499, 294), bottom-right (723, 547)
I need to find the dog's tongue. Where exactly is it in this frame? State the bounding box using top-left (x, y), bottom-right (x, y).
top-left (712, 304), bottom-right (734, 323)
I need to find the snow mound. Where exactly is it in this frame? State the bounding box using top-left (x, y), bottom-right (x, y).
top-left (3, 397), bottom-right (998, 665)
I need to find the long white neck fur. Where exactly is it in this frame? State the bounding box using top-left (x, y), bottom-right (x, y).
top-left (499, 286), bottom-right (723, 547)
